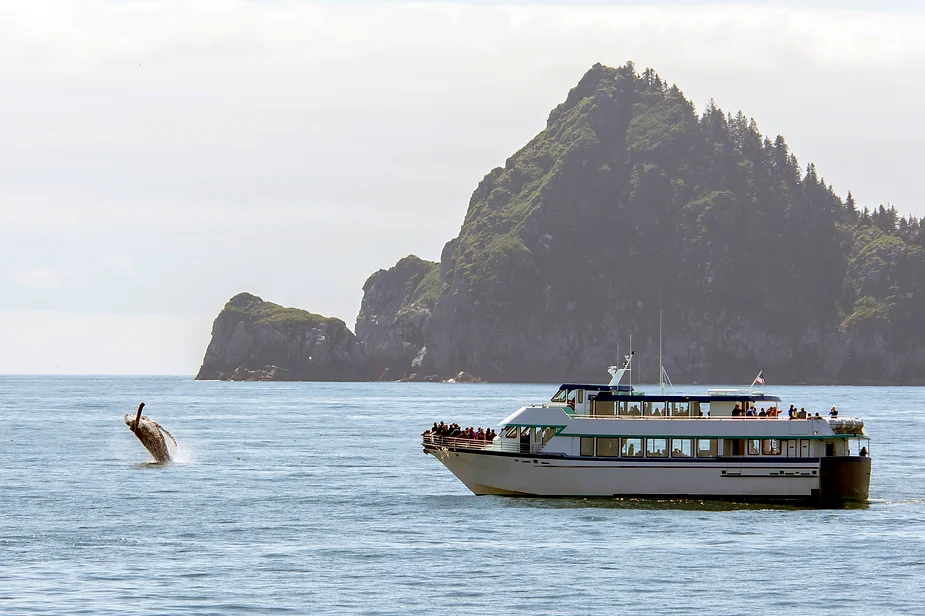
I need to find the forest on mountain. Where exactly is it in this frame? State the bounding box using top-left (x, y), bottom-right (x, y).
top-left (198, 62), bottom-right (925, 384)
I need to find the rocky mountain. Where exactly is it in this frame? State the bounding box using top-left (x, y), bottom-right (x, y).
top-left (355, 255), bottom-right (441, 379)
top-left (197, 62), bottom-right (925, 384)
top-left (196, 293), bottom-right (371, 381)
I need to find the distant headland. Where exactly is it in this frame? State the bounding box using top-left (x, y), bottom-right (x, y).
top-left (196, 62), bottom-right (925, 385)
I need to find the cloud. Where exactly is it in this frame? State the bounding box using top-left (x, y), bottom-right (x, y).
top-left (104, 253), bottom-right (140, 282)
top-left (1, 1), bottom-right (925, 372)
top-left (11, 267), bottom-right (63, 289)
top-left (0, 310), bottom-right (211, 374)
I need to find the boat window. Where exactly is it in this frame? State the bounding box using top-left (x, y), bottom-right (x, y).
top-left (671, 439), bottom-right (693, 458)
top-left (551, 389), bottom-right (567, 403)
top-left (503, 426), bottom-right (519, 439)
top-left (696, 439), bottom-right (717, 457)
top-left (691, 402), bottom-right (709, 418)
top-left (580, 437), bottom-right (595, 457)
top-left (727, 439), bottom-right (746, 456)
top-left (618, 401), bottom-right (630, 416)
top-left (594, 400), bottom-right (615, 416)
top-left (577, 390), bottom-right (584, 404)
top-left (762, 439), bottom-right (781, 455)
top-left (647, 402), bottom-right (666, 417)
top-left (621, 438), bottom-right (643, 458)
top-left (646, 438), bottom-right (668, 458)
top-left (628, 404), bottom-right (641, 417)
top-left (671, 402), bottom-right (690, 417)
top-left (747, 439), bottom-right (761, 455)
top-left (597, 437), bottom-right (620, 457)
top-left (542, 428), bottom-right (558, 445)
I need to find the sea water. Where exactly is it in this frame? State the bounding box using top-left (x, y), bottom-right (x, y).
top-left (1, 376), bottom-right (923, 615)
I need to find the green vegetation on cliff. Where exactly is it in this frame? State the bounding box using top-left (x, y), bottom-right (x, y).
top-left (223, 292), bottom-right (345, 327)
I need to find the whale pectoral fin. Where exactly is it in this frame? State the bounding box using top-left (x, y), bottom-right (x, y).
top-left (152, 422), bottom-right (178, 448)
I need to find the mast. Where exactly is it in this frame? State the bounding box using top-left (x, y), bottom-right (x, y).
top-left (659, 310), bottom-right (664, 394)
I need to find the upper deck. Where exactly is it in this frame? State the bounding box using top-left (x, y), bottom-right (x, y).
top-left (495, 380), bottom-right (867, 440)
top-left (545, 383), bottom-right (782, 418)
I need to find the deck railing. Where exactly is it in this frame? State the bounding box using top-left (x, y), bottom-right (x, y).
top-left (423, 435), bottom-right (543, 454)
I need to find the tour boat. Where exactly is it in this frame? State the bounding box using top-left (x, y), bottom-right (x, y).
top-left (422, 358), bottom-right (871, 506)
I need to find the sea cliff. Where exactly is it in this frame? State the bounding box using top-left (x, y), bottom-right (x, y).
top-left (197, 63), bottom-right (925, 384)
top-left (196, 293), bottom-right (370, 381)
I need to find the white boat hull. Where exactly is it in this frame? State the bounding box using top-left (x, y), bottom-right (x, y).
top-left (425, 446), bottom-right (870, 503)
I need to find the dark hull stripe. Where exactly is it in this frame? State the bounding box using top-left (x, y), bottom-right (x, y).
top-left (423, 445), bottom-right (819, 464)
top-left (473, 492), bottom-right (865, 507)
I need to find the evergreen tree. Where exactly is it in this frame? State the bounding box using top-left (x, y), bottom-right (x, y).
top-left (845, 191), bottom-right (858, 221)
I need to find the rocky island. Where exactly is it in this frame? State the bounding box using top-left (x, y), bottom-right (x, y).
top-left (197, 62), bottom-right (925, 385)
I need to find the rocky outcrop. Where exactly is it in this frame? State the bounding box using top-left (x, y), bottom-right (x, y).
top-left (195, 293), bottom-right (371, 381)
top-left (355, 255), bottom-right (441, 378)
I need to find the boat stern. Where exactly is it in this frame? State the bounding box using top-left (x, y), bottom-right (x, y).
top-left (818, 455), bottom-right (871, 505)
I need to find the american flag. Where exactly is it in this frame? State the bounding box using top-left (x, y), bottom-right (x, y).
top-left (755, 371), bottom-right (766, 385)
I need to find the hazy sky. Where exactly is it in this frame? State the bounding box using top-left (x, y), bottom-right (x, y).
top-left (2, 1), bottom-right (924, 374)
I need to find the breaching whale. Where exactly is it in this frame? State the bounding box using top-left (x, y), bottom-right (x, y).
top-left (124, 402), bottom-right (177, 462)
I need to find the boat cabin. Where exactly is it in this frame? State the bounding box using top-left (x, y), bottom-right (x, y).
top-left (547, 384), bottom-right (782, 418)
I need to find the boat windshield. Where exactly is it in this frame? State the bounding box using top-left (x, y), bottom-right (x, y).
top-left (551, 389), bottom-right (568, 402)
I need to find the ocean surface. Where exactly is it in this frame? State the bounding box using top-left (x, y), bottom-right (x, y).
top-left (1, 376), bottom-right (924, 615)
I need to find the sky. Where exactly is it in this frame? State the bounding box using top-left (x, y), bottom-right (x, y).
top-left (2, 1), bottom-right (924, 374)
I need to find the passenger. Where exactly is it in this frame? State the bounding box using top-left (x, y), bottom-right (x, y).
top-left (520, 428), bottom-right (531, 453)
top-left (829, 406), bottom-right (839, 418)
top-left (813, 412), bottom-right (822, 419)
top-left (477, 428), bottom-right (485, 440)
top-left (758, 409), bottom-right (767, 418)
top-left (746, 405), bottom-right (756, 417)
top-left (798, 408), bottom-right (807, 419)
top-left (788, 405), bottom-right (796, 420)
top-left (732, 403), bottom-right (743, 417)
top-left (860, 446), bottom-right (868, 457)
